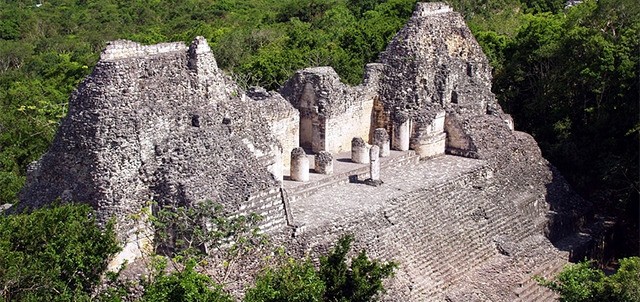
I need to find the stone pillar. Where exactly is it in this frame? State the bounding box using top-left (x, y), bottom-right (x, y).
top-left (290, 147), bottom-right (309, 182)
top-left (267, 146), bottom-right (284, 182)
top-left (314, 151), bottom-right (334, 175)
top-left (369, 145), bottom-right (380, 181)
top-left (410, 111), bottom-right (446, 158)
top-left (351, 137), bottom-right (369, 164)
top-left (392, 115), bottom-right (411, 151)
top-left (373, 128), bottom-right (390, 157)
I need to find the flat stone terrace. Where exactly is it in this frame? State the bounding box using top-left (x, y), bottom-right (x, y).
top-left (287, 154), bottom-right (486, 229)
top-left (282, 150), bottom-right (416, 185)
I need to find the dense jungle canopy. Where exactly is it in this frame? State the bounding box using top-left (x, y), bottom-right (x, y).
top-left (0, 0), bottom-right (638, 257)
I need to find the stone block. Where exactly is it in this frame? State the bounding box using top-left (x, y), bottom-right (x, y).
top-left (351, 137), bottom-right (370, 164)
top-left (314, 151), bottom-right (334, 175)
top-left (373, 128), bottom-right (391, 157)
top-left (290, 147), bottom-right (309, 182)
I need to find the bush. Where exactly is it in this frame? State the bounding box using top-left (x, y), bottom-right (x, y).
top-left (0, 203), bottom-right (120, 301)
top-left (320, 235), bottom-right (397, 302)
top-left (539, 257), bottom-right (640, 302)
top-left (141, 258), bottom-right (234, 302)
top-left (244, 259), bottom-right (325, 302)
top-left (244, 234), bottom-right (396, 302)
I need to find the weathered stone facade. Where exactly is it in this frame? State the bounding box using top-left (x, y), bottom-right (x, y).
top-left (19, 37), bottom-right (294, 256)
top-left (19, 3), bottom-right (589, 301)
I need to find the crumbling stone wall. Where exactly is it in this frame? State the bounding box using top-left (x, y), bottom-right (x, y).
top-left (377, 2), bottom-right (504, 158)
top-left (280, 64), bottom-right (382, 154)
top-left (246, 87), bottom-right (300, 172)
top-left (19, 37), bottom-right (292, 247)
top-left (379, 2), bottom-right (498, 117)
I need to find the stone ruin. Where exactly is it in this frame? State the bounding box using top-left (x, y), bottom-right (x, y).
top-left (19, 3), bottom-right (590, 301)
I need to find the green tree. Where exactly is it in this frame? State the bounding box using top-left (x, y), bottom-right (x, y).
top-left (320, 235), bottom-right (397, 302)
top-left (244, 259), bottom-right (325, 302)
top-left (539, 257), bottom-right (640, 302)
top-left (0, 203), bottom-right (120, 301)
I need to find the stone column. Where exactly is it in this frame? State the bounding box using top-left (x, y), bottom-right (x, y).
top-left (369, 145), bottom-right (380, 181)
top-left (314, 151), bottom-right (334, 175)
top-left (267, 145), bottom-right (284, 182)
top-left (392, 114), bottom-right (411, 151)
top-left (290, 147), bottom-right (309, 182)
top-left (351, 137), bottom-right (369, 164)
top-left (373, 128), bottom-right (390, 157)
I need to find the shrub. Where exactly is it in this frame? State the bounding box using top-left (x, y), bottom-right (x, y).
top-left (141, 258), bottom-right (234, 302)
top-left (0, 203), bottom-right (120, 301)
top-left (320, 235), bottom-right (397, 302)
top-left (244, 259), bottom-right (325, 302)
top-left (539, 256), bottom-right (640, 302)
top-left (244, 234), bottom-right (396, 302)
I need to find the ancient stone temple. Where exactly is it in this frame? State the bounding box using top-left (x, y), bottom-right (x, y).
top-left (20, 3), bottom-right (589, 301)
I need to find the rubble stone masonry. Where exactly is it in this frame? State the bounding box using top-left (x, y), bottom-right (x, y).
top-left (19, 3), bottom-right (589, 301)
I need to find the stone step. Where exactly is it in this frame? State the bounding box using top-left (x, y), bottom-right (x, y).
top-left (514, 257), bottom-right (567, 301)
top-left (516, 282), bottom-right (559, 302)
top-left (416, 240), bottom-right (495, 290)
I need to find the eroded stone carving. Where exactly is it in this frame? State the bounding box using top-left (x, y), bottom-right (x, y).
top-left (373, 128), bottom-right (391, 157)
top-left (314, 151), bottom-right (334, 175)
top-left (351, 137), bottom-right (370, 164)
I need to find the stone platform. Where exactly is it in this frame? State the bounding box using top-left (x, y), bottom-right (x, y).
top-left (278, 153), bottom-right (581, 301)
top-left (285, 154), bottom-right (486, 229)
top-left (282, 150), bottom-right (420, 201)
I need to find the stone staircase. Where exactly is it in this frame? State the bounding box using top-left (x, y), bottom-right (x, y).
top-left (285, 153), bottom-right (581, 301)
top-left (513, 257), bottom-right (565, 301)
top-left (383, 180), bottom-right (542, 299)
top-left (512, 231), bottom-right (595, 301)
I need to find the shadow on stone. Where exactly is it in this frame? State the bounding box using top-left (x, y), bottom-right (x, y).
top-left (337, 158), bottom-right (355, 163)
top-left (544, 163), bottom-right (598, 262)
top-left (363, 178), bottom-right (384, 187)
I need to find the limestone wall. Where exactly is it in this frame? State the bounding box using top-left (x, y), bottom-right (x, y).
top-left (19, 37), bottom-right (288, 244)
top-left (324, 96), bottom-right (374, 153)
top-left (270, 117), bottom-right (299, 169)
top-left (246, 87), bottom-right (300, 170)
top-left (240, 187), bottom-right (288, 234)
top-left (280, 66), bottom-right (379, 154)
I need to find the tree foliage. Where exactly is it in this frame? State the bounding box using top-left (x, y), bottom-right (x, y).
top-left (320, 235), bottom-right (397, 302)
top-left (0, 203), bottom-right (120, 301)
top-left (491, 0), bottom-right (639, 257)
top-left (245, 234), bottom-right (397, 302)
top-left (244, 258), bottom-right (326, 302)
top-left (539, 257), bottom-right (640, 302)
top-left (140, 258), bottom-right (234, 302)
